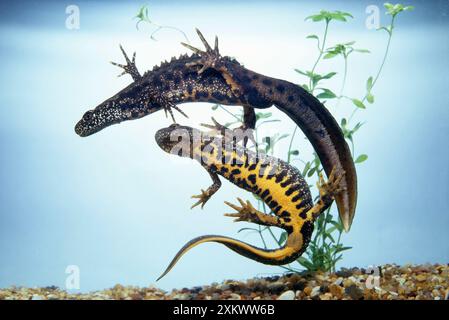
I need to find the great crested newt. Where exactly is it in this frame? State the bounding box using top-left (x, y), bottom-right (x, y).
top-left (154, 123), bottom-right (344, 280)
top-left (75, 29), bottom-right (357, 231)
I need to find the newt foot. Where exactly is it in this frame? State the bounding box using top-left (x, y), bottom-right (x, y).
top-left (317, 168), bottom-right (346, 201)
top-left (201, 117), bottom-right (257, 148)
top-left (191, 189), bottom-right (212, 209)
top-left (224, 198), bottom-right (259, 223)
top-left (110, 45), bottom-right (141, 81)
top-left (181, 29), bottom-right (223, 75)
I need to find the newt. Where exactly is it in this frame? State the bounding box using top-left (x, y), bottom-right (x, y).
top-left (74, 29), bottom-right (357, 231)
top-left (154, 123), bottom-right (344, 280)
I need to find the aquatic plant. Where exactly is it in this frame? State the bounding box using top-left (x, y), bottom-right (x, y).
top-left (134, 4), bottom-right (189, 43)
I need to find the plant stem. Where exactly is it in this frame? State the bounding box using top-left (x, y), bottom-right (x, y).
top-left (349, 16), bottom-right (395, 122)
top-left (286, 126), bottom-right (298, 163)
top-left (218, 105), bottom-right (242, 122)
top-left (149, 24), bottom-right (190, 43)
top-left (369, 18), bottom-right (395, 93)
top-left (309, 20), bottom-right (330, 92)
top-left (335, 55), bottom-right (348, 108)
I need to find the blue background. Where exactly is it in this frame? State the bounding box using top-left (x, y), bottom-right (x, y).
top-left (0, 0), bottom-right (448, 292)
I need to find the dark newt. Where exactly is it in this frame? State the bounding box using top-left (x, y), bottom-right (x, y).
top-left (154, 123), bottom-right (344, 280)
top-left (74, 29), bottom-right (357, 231)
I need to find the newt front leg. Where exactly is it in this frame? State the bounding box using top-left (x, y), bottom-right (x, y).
top-left (191, 169), bottom-right (222, 209)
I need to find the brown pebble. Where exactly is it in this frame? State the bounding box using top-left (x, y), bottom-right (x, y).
top-left (329, 284), bottom-right (344, 299)
top-left (303, 286), bottom-right (312, 296)
top-left (345, 285), bottom-right (364, 300)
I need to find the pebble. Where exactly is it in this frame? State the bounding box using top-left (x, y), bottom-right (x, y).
top-left (329, 284), bottom-right (344, 299)
top-left (345, 285), bottom-right (364, 300)
top-left (267, 281), bottom-right (285, 294)
top-left (416, 274), bottom-right (427, 282)
top-left (319, 293), bottom-right (333, 300)
top-left (303, 287), bottom-right (312, 296)
top-left (334, 277), bottom-right (344, 286)
top-left (277, 290), bottom-right (295, 300)
top-left (227, 293), bottom-right (241, 300)
top-left (310, 286), bottom-right (321, 297)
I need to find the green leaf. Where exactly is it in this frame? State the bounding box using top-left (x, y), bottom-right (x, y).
top-left (302, 161), bottom-right (311, 177)
top-left (317, 88), bottom-right (337, 99)
top-left (256, 112), bottom-right (272, 120)
top-left (305, 13), bottom-right (325, 22)
top-left (289, 150), bottom-right (299, 156)
top-left (321, 72), bottom-right (337, 79)
top-left (134, 5), bottom-right (151, 29)
top-left (306, 34), bottom-right (319, 40)
top-left (366, 93), bottom-right (375, 104)
top-left (335, 246), bottom-right (352, 253)
top-left (279, 232), bottom-right (288, 245)
top-left (384, 3), bottom-right (394, 11)
top-left (296, 256), bottom-right (314, 270)
top-left (351, 98), bottom-right (366, 109)
top-left (354, 49), bottom-right (370, 53)
top-left (384, 3), bottom-right (414, 17)
top-left (294, 69), bottom-right (307, 76)
top-left (307, 167), bottom-right (316, 177)
top-left (355, 154), bottom-right (368, 163)
top-left (323, 52), bottom-right (338, 59)
top-left (378, 25), bottom-right (392, 35)
top-left (366, 76), bottom-right (374, 91)
top-left (326, 226), bottom-right (338, 235)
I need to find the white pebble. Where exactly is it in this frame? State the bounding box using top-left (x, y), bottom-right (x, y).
top-left (277, 290), bottom-right (295, 300)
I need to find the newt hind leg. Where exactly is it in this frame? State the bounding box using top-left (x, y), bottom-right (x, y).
top-left (181, 29), bottom-right (220, 75)
top-left (181, 28), bottom-right (241, 93)
top-left (308, 168), bottom-right (346, 219)
top-left (224, 198), bottom-right (282, 228)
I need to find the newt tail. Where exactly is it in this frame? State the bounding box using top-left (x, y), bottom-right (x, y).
top-left (157, 235), bottom-right (302, 281)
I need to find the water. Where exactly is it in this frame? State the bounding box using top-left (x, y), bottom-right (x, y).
top-left (0, 0), bottom-right (448, 292)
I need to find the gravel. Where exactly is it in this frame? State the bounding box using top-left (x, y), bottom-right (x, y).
top-left (0, 264), bottom-right (447, 300)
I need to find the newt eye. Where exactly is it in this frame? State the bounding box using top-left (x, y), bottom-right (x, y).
top-left (83, 111), bottom-right (93, 121)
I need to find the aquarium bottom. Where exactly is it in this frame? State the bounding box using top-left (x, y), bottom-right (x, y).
top-left (0, 264), bottom-right (448, 300)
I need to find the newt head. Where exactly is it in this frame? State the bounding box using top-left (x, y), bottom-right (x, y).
top-left (75, 42), bottom-right (242, 137)
top-left (155, 124), bottom-right (202, 158)
top-left (75, 80), bottom-right (162, 137)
